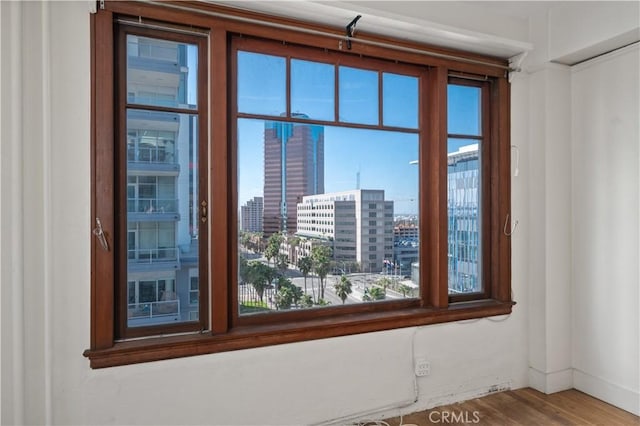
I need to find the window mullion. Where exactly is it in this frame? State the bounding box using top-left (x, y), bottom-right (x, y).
top-left (378, 71), bottom-right (383, 126)
top-left (422, 66), bottom-right (449, 309)
top-left (210, 28), bottom-right (229, 334)
top-left (334, 64), bottom-right (339, 122)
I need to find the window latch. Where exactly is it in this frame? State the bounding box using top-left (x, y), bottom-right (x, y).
top-left (201, 200), bottom-right (207, 223)
top-left (92, 217), bottom-right (109, 251)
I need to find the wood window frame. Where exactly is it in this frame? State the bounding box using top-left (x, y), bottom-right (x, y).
top-left (114, 23), bottom-right (210, 340)
top-left (85, 1), bottom-right (513, 369)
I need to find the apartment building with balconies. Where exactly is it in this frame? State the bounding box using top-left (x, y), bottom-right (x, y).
top-left (125, 35), bottom-right (200, 326)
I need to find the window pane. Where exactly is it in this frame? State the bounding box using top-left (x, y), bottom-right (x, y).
top-left (238, 118), bottom-right (419, 314)
top-left (127, 35), bottom-right (198, 109)
top-left (447, 139), bottom-right (481, 294)
top-left (126, 109), bottom-right (199, 327)
top-left (448, 84), bottom-right (481, 136)
top-left (237, 51), bottom-right (286, 116)
top-left (339, 66), bottom-right (378, 125)
top-left (291, 59), bottom-right (335, 121)
top-left (383, 73), bottom-right (418, 129)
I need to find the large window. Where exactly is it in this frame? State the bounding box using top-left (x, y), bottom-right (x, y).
top-left (86, 1), bottom-right (512, 368)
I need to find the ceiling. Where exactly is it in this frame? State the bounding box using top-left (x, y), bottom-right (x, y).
top-left (206, 0), bottom-right (543, 58)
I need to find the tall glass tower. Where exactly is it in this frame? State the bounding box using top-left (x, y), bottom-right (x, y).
top-left (263, 115), bottom-right (324, 236)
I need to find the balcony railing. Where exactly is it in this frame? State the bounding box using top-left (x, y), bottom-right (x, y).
top-left (128, 299), bottom-right (181, 320)
top-left (128, 247), bottom-right (178, 264)
top-left (128, 198), bottom-right (179, 214)
top-left (128, 147), bottom-right (177, 164)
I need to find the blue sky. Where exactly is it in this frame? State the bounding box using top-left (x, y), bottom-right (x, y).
top-left (238, 119), bottom-right (420, 214)
top-left (236, 51), bottom-right (480, 215)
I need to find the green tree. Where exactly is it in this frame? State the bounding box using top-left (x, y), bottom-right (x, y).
top-left (276, 253), bottom-right (289, 275)
top-left (253, 232), bottom-right (264, 253)
top-left (288, 235), bottom-right (301, 264)
top-left (311, 245), bottom-right (332, 302)
top-left (248, 261), bottom-right (275, 303)
top-left (264, 232), bottom-right (284, 266)
top-left (334, 275), bottom-right (353, 304)
top-left (363, 286), bottom-right (386, 302)
top-left (297, 256), bottom-right (313, 296)
top-left (240, 232), bottom-right (251, 252)
top-left (274, 277), bottom-right (303, 310)
top-left (299, 294), bottom-right (313, 308)
top-left (239, 256), bottom-right (249, 284)
top-left (398, 283), bottom-right (413, 298)
top-left (376, 277), bottom-right (392, 290)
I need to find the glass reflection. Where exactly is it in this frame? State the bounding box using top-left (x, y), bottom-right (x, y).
top-left (291, 59), bottom-right (335, 121)
top-left (383, 73), bottom-right (418, 129)
top-left (237, 51), bottom-right (286, 116)
top-left (447, 138), bottom-right (481, 294)
top-left (126, 35), bottom-right (198, 109)
top-left (339, 66), bottom-right (378, 125)
top-left (126, 110), bottom-right (200, 326)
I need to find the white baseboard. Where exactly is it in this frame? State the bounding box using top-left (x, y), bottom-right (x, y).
top-left (573, 369), bottom-right (640, 416)
top-left (528, 367), bottom-right (573, 394)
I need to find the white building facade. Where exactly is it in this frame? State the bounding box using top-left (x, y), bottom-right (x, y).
top-left (297, 189), bottom-right (394, 272)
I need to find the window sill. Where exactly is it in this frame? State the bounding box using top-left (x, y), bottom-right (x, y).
top-left (83, 300), bottom-right (514, 368)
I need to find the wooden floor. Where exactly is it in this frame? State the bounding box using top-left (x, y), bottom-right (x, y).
top-left (382, 388), bottom-right (639, 426)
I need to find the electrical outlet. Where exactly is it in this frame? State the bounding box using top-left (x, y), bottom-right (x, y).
top-left (415, 358), bottom-right (430, 377)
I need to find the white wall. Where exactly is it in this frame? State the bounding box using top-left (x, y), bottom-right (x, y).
top-left (524, 2), bottom-right (639, 412)
top-left (0, 2), bottom-right (532, 425)
top-left (548, 2), bottom-right (640, 64)
top-left (571, 44), bottom-right (640, 415)
top-left (526, 63), bottom-right (574, 394)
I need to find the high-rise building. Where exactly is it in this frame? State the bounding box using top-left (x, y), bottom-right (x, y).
top-left (447, 144), bottom-right (480, 293)
top-left (263, 116), bottom-right (324, 236)
top-left (240, 196), bottom-right (264, 232)
top-left (126, 35), bottom-right (200, 326)
top-left (296, 189), bottom-right (394, 272)
top-left (393, 225), bottom-right (419, 276)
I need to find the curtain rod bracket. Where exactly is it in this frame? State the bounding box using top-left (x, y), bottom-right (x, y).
top-left (508, 51), bottom-right (528, 83)
top-left (133, 1), bottom-right (513, 72)
top-left (345, 14), bottom-right (361, 50)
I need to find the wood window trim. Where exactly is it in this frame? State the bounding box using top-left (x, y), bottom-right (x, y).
top-left (87, 300), bottom-right (512, 369)
top-left (114, 24), bottom-right (210, 340)
top-left (85, 1), bottom-right (513, 369)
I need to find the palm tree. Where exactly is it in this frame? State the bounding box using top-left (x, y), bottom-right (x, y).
top-left (311, 245), bottom-right (332, 302)
top-left (264, 232), bottom-right (284, 266)
top-left (239, 232), bottom-right (252, 253)
top-left (288, 235), bottom-right (300, 265)
top-left (297, 256), bottom-right (313, 297)
top-left (334, 274), bottom-right (353, 304)
top-left (276, 253), bottom-right (289, 275)
top-left (274, 277), bottom-right (303, 310)
top-left (248, 261), bottom-right (276, 303)
top-left (363, 286), bottom-right (385, 301)
top-left (376, 277), bottom-right (392, 290)
top-left (239, 256), bottom-right (249, 284)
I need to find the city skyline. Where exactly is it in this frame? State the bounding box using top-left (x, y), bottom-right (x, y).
top-left (237, 83), bottom-right (480, 217)
top-left (238, 118), bottom-right (420, 216)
